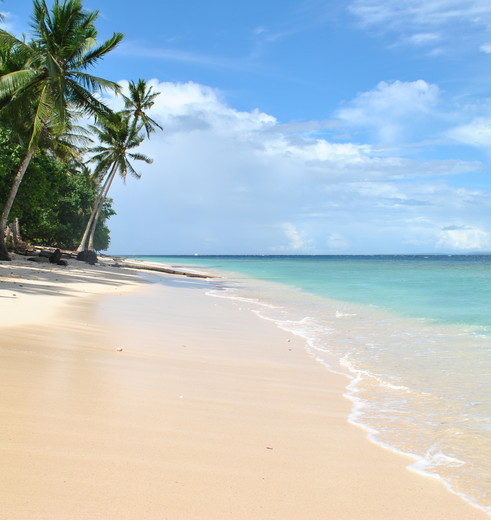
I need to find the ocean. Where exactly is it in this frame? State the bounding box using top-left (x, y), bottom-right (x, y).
top-left (129, 255), bottom-right (491, 515)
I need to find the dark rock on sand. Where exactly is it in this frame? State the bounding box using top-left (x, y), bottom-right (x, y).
top-left (76, 250), bottom-right (98, 265)
top-left (49, 249), bottom-right (62, 264)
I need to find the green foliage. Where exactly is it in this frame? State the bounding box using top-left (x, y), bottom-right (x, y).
top-left (0, 3), bottom-right (159, 254)
top-left (90, 111), bottom-right (153, 183)
top-left (0, 0), bottom-right (123, 151)
top-left (0, 0), bottom-right (124, 257)
top-left (123, 79), bottom-right (163, 137)
top-left (0, 124), bottom-right (114, 250)
top-left (0, 126), bottom-right (24, 186)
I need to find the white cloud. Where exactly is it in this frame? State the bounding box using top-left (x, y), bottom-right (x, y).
top-left (437, 226), bottom-right (491, 250)
top-left (406, 32), bottom-right (442, 46)
top-left (349, 0), bottom-right (491, 29)
top-left (278, 223), bottom-right (313, 251)
top-left (337, 80), bottom-right (441, 143)
top-left (349, 0), bottom-right (491, 51)
top-left (480, 43), bottom-right (491, 53)
top-left (105, 80), bottom-right (489, 254)
top-left (447, 117), bottom-right (491, 149)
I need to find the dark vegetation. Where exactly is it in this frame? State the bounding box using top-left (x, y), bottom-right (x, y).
top-left (0, 0), bottom-right (161, 261)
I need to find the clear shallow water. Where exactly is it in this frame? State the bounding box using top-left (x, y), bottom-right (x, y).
top-left (129, 255), bottom-right (491, 515)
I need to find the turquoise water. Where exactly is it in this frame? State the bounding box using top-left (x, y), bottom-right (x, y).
top-left (137, 255), bottom-right (491, 331)
top-left (130, 255), bottom-right (491, 515)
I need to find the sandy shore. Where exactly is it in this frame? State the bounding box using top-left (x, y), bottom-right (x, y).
top-left (0, 256), bottom-right (488, 519)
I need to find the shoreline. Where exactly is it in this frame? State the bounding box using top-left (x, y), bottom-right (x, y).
top-left (0, 257), bottom-right (489, 519)
top-left (203, 268), bottom-right (491, 518)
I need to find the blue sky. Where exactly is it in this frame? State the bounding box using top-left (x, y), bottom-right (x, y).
top-left (4, 0), bottom-right (491, 254)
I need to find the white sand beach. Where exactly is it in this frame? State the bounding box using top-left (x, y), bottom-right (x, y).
top-left (0, 256), bottom-right (488, 519)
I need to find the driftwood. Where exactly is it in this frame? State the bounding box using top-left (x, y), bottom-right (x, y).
top-left (25, 249), bottom-right (67, 266)
top-left (28, 256), bottom-right (49, 263)
top-left (17, 246), bottom-right (78, 259)
top-left (11, 244), bottom-right (212, 279)
top-left (117, 260), bottom-right (212, 279)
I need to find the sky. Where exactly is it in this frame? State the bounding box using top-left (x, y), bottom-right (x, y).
top-left (3, 0), bottom-right (491, 254)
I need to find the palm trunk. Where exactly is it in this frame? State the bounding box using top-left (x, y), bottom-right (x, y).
top-left (76, 165), bottom-right (116, 252)
top-left (0, 150), bottom-right (34, 261)
top-left (11, 218), bottom-right (23, 251)
top-left (87, 168), bottom-right (117, 251)
top-left (87, 198), bottom-right (104, 252)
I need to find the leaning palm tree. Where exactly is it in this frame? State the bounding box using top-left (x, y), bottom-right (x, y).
top-left (122, 79), bottom-right (163, 137)
top-left (78, 80), bottom-right (161, 254)
top-left (77, 111), bottom-right (153, 252)
top-left (0, 0), bottom-right (123, 260)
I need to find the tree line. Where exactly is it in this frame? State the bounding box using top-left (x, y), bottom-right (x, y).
top-left (0, 0), bottom-right (161, 261)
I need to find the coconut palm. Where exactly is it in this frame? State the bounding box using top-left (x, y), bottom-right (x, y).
top-left (78, 79), bottom-right (161, 254)
top-left (0, 0), bottom-right (123, 260)
top-left (77, 111), bottom-right (153, 252)
top-left (122, 78), bottom-right (163, 137)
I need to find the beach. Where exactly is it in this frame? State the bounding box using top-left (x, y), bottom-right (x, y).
top-left (0, 256), bottom-right (489, 519)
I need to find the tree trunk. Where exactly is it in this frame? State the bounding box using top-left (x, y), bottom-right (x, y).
top-left (87, 198), bottom-right (103, 252)
top-left (76, 195), bottom-right (101, 252)
top-left (12, 218), bottom-right (24, 251)
top-left (86, 201), bottom-right (103, 252)
top-left (76, 184), bottom-right (107, 252)
top-left (76, 165), bottom-right (117, 253)
top-left (0, 150), bottom-right (34, 261)
top-left (87, 168), bottom-right (116, 251)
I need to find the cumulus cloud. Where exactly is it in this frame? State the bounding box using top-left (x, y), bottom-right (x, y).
top-left (275, 223), bottom-right (313, 251)
top-left (447, 117), bottom-right (491, 149)
top-left (337, 80), bottom-right (441, 143)
top-left (105, 80), bottom-right (489, 254)
top-left (437, 226), bottom-right (491, 250)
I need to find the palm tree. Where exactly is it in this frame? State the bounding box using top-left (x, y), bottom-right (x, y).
top-left (77, 79), bottom-right (161, 253)
top-left (0, 0), bottom-right (123, 260)
top-left (122, 79), bottom-right (163, 137)
top-left (77, 111), bottom-right (153, 252)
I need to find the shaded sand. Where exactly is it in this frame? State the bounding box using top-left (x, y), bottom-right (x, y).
top-left (0, 259), bottom-right (489, 519)
top-left (0, 254), bottom-right (145, 327)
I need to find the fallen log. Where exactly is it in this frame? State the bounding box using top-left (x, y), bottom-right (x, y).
top-left (116, 260), bottom-right (213, 279)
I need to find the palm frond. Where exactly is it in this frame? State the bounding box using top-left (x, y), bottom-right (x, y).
top-left (28, 83), bottom-right (51, 151)
top-left (67, 78), bottom-right (113, 118)
top-left (0, 69), bottom-right (40, 100)
top-left (69, 71), bottom-right (121, 94)
top-left (144, 115), bottom-right (163, 133)
top-left (71, 32), bottom-right (123, 70)
top-left (128, 152), bottom-right (153, 164)
top-left (0, 30), bottom-right (33, 57)
top-left (123, 159), bottom-right (141, 180)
